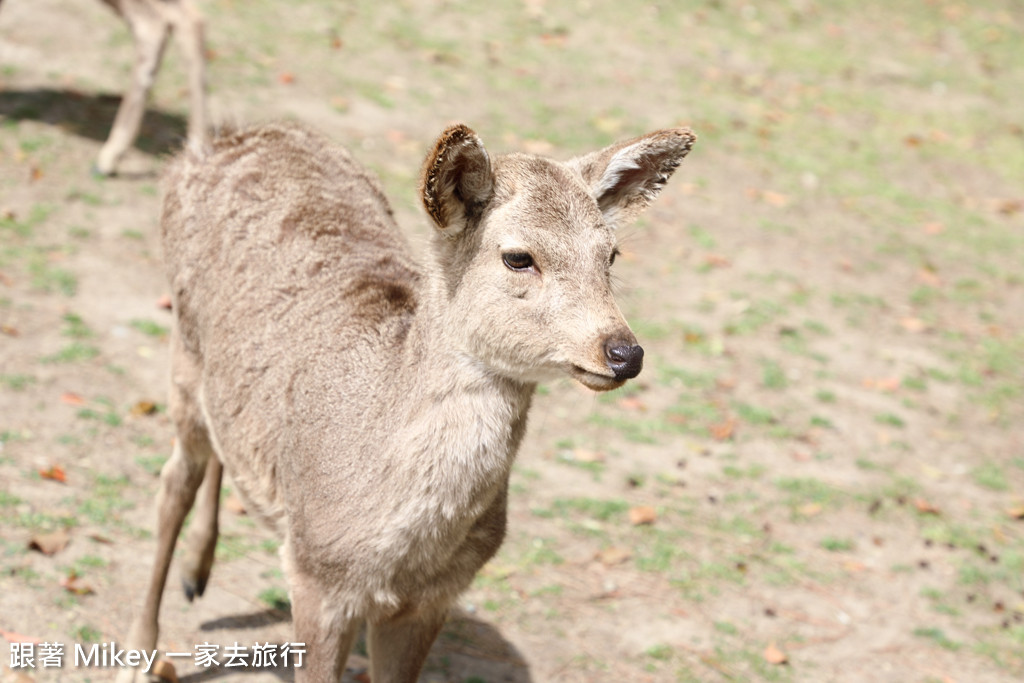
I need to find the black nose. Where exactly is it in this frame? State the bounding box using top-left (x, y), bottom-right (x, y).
top-left (605, 341), bottom-right (644, 380)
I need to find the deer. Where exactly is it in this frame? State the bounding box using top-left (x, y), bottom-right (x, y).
top-left (116, 119), bottom-right (695, 682)
top-left (0, 0), bottom-right (209, 175)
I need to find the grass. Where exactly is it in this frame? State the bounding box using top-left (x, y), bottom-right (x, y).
top-left (914, 627), bottom-right (962, 652)
top-left (130, 319), bottom-right (169, 338)
top-left (39, 342), bottom-right (100, 364)
top-left (258, 586), bottom-right (290, 611)
top-left (2, 1), bottom-right (1023, 680)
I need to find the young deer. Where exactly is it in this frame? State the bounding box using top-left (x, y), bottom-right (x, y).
top-left (0, 0), bottom-right (209, 174)
top-left (118, 120), bottom-right (695, 682)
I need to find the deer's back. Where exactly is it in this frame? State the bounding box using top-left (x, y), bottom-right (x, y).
top-left (161, 122), bottom-right (422, 527)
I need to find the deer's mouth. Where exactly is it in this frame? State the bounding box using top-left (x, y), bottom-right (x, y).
top-left (570, 365), bottom-right (627, 392)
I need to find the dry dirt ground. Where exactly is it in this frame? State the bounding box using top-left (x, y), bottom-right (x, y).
top-left (2, 1), bottom-right (1023, 681)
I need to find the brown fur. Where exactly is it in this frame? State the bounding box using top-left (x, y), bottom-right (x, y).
top-left (118, 120), bottom-right (695, 682)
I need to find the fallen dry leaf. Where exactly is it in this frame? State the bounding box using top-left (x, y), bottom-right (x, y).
top-left (151, 659), bottom-right (178, 683)
top-left (131, 400), bottom-right (158, 416)
top-left (155, 294), bottom-right (173, 310)
top-left (683, 331), bottom-right (705, 347)
top-left (224, 495), bottom-right (247, 515)
top-left (29, 529), bottom-right (70, 555)
top-left (596, 546), bottom-right (632, 566)
top-left (998, 199), bottom-right (1022, 216)
top-left (900, 317), bottom-right (927, 333)
top-left (917, 268), bottom-right (942, 287)
top-left (797, 502), bottom-right (823, 517)
top-left (628, 506), bottom-right (657, 526)
top-left (60, 392), bottom-right (85, 406)
top-left (760, 190), bottom-right (789, 207)
top-left (39, 465), bottom-right (67, 483)
top-left (710, 418), bottom-right (736, 442)
top-left (60, 571), bottom-right (95, 595)
top-left (1, 324), bottom-right (20, 337)
top-left (862, 377), bottom-right (900, 392)
top-left (571, 448), bottom-right (605, 464)
top-left (914, 498), bottom-right (941, 515)
top-left (617, 396), bottom-right (646, 411)
top-left (1006, 505), bottom-right (1024, 520)
top-left (763, 642), bottom-right (788, 665)
top-left (922, 221), bottom-right (945, 235)
top-left (278, 72), bottom-right (295, 85)
top-left (0, 628), bottom-right (42, 644)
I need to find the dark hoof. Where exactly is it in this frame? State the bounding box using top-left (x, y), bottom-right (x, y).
top-left (182, 575), bottom-right (207, 602)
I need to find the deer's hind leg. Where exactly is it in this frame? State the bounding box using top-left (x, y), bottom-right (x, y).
top-left (180, 454), bottom-right (222, 601)
top-left (117, 338), bottom-right (213, 682)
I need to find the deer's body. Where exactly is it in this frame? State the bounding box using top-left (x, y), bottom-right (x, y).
top-left (165, 123), bottom-right (525, 619)
top-left (120, 121), bottom-right (694, 682)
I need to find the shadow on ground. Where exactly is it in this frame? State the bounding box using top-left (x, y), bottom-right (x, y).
top-left (0, 87), bottom-right (187, 159)
top-left (171, 608), bottom-right (531, 682)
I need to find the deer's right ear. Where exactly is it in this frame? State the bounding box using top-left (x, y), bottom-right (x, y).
top-left (420, 124), bottom-right (494, 237)
top-left (569, 128), bottom-right (696, 227)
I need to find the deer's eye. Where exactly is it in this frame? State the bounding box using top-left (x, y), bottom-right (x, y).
top-left (610, 248), bottom-right (621, 266)
top-left (502, 252), bottom-right (534, 271)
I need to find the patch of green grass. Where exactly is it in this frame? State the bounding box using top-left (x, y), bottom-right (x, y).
top-left (913, 627), bottom-right (961, 651)
top-left (0, 490), bottom-right (22, 507)
top-left (971, 462), bottom-right (1008, 492)
top-left (816, 389), bottom-right (836, 403)
top-left (76, 407), bottom-right (122, 428)
top-left (689, 223), bottom-right (716, 249)
top-left (258, 586), bottom-right (290, 610)
top-left (713, 621), bottom-right (739, 636)
top-left (820, 537), bottom-right (855, 552)
top-left (903, 375), bottom-right (927, 391)
top-left (30, 261), bottom-right (77, 296)
top-left (657, 363), bottom-right (717, 390)
top-left (0, 204), bottom-right (52, 237)
top-left (645, 643), bottom-right (674, 660)
top-left (0, 374), bottom-right (36, 391)
top-left (519, 537), bottom-right (564, 567)
top-left (761, 359), bottom-right (788, 390)
top-left (776, 477), bottom-right (845, 508)
top-left (551, 497), bottom-right (629, 522)
top-left (130, 319), bottom-right (169, 338)
top-left (635, 530), bottom-right (690, 573)
top-left (134, 454), bottom-right (167, 477)
top-left (587, 413), bottom-right (663, 444)
top-left (61, 313), bottom-right (93, 339)
top-left (72, 624), bottom-right (102, 643)
top-left (734, 402), bottom-right (776, 425)
top-left (74, 555), bottom-right (109, 571)
top-left (803, 319), bottom-right (831, 335)
top-left (875, 413), bottom-right (905, 428)
top-left (725, 298), bottom-right (786, 335)
top-left (76, 475), bottom-right (133, 524)
top-left (40, 342), bottom-right (100, 364)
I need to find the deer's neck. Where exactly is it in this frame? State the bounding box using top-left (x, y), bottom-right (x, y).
top-left (391, 278), bottom-right (535, 513)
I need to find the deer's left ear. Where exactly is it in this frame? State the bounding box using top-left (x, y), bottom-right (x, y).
top-left (420, 124), bottom-right (494, 238)
top-left (569, 128), bottom-right (696, 227)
